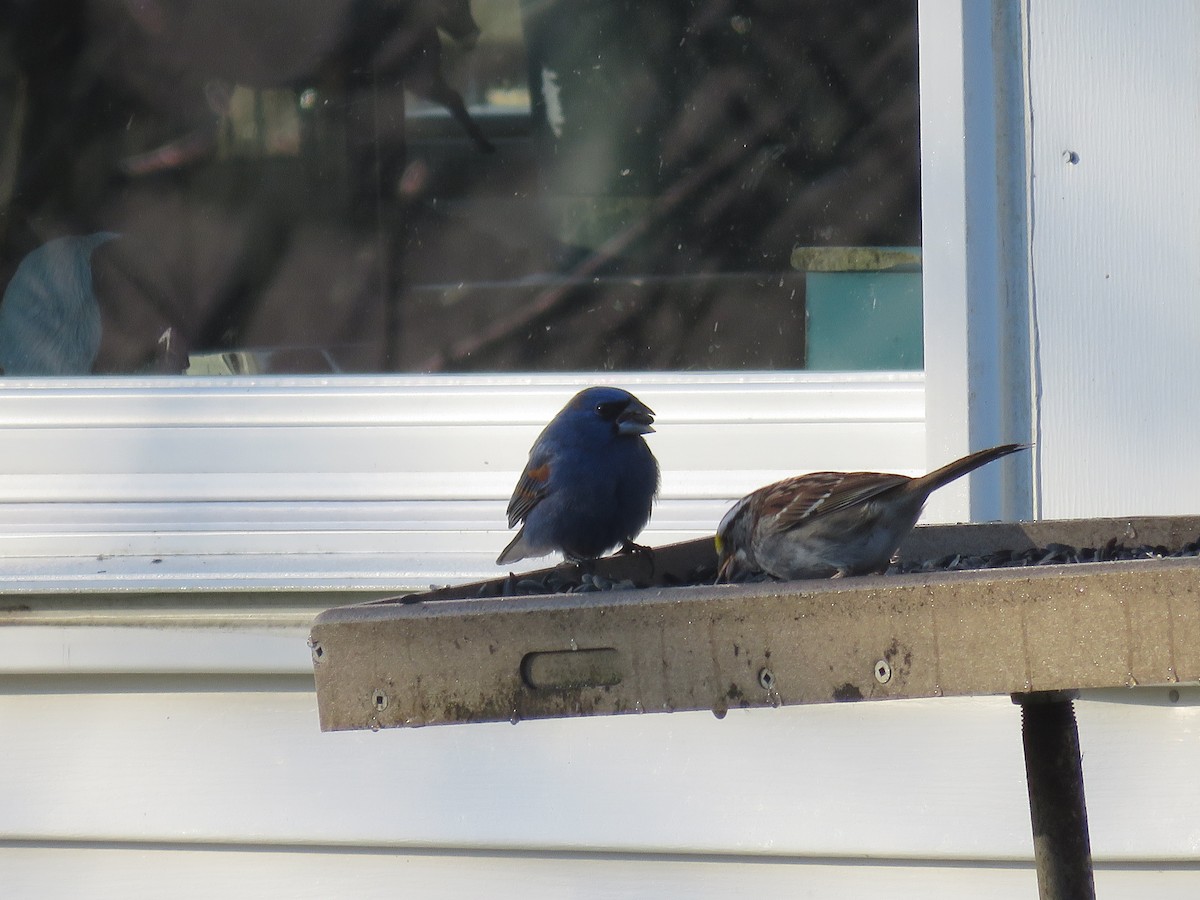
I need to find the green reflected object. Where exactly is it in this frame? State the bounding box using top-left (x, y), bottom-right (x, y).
top-left (799, 247), bottom-right (923, 371)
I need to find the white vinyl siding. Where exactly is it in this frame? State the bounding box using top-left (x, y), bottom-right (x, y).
top-left (3, 672), bottom-right (1200, 899)
top-left (1025, 0), bottom-right (1200, 518)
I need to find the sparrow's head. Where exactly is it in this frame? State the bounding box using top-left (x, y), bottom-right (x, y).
top-left (714, 494), bottom-right (757, 583)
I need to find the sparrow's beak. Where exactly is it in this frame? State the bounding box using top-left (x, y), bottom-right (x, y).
top-left (714, 534), bottom-right (732, 583)
top-left (617, 399), bottom-right (655, 436)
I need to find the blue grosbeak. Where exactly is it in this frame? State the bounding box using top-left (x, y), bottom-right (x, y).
top-left (716, 443), bottom-right (1027, 581)
top-left (497, 386), bottom-right (660, 565)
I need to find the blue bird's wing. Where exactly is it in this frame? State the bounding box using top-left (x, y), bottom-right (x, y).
top-left (505, 458), bottom-right (551, 527)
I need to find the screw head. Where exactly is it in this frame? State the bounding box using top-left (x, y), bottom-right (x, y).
top-left (758, 667), bottom-right (776, 691)
top-left (372, 689), bottom-right (389, 711)
top-left (874, 659), bottom-right (893, 684)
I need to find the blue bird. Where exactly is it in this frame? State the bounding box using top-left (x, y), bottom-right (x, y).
top-left (497, 386), bottom-right (660, 565)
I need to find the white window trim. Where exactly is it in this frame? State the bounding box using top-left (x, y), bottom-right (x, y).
top-left (918, 0), bottom-right (1035, 524)
top-left (0, 372), bottom-right (924, 592)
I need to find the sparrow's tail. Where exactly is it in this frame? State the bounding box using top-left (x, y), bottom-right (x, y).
top-left (910, 443), bottom-right (1029, 496)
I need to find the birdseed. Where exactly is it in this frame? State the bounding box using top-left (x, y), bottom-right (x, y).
top-left (477, 535), bottom-right (1200, 598)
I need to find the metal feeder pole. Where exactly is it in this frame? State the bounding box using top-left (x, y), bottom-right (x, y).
top-left (1014, 691), bottom-right (1096, 900)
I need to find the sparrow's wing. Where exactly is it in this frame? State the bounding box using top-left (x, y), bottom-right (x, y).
top-left (761, 471), bottom-right (911, 534)
top-left (505, 449), bottom-right (552, 527)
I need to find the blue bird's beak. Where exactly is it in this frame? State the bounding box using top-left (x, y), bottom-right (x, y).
top-left (616, 399), bottom-right (655, 436)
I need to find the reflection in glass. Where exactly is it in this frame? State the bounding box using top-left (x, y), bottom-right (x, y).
top-left (0, 1), bottom-right (918, 375)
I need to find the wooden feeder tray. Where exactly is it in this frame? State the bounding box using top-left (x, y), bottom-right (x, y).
top-left (310, 515), bottom-right (1200, 732)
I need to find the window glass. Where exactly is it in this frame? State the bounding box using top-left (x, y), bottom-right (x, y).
top-left (0, 1), bottom-right (918, 376)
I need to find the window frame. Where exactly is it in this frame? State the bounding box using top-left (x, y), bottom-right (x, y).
top-left (0, 4), bottom-right (1032, 594)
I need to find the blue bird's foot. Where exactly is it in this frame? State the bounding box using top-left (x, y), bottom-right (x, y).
top-left (618, 540), bottom-right (656, 575)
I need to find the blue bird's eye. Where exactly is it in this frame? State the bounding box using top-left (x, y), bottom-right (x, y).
top-left (595, 400), bottom-right (626, 421)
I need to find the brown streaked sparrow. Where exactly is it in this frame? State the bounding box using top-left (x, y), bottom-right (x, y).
top-left (715, 443), bottom-right (1028, 582)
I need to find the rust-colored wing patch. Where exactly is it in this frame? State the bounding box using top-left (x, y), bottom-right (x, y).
top-left (506, 462), bottom-right (551, 527)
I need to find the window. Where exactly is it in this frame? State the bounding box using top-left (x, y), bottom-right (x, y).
top-left (0, 1), bottom-right (919, 376)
